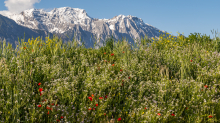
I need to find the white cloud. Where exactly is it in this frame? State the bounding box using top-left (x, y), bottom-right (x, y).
top-left (0, 0), bottom-right (41, 16)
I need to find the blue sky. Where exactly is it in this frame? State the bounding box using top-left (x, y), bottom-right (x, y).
top-left (0, 0), bottom-right (220, 39)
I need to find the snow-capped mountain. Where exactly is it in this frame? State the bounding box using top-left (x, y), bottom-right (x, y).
top-left (7, 7), bottom-right (93, 34)
top-left (1, 7), bottom-right (178, 49)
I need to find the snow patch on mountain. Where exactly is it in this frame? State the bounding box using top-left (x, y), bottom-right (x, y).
top-left (109, 25), bottom-right (115, 30)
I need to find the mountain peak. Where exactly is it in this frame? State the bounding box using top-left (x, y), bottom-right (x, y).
top-left (1, 7), bottom-right (175, 49)
top-left (114, 14), bottom-right (142, 21)
top-left (5, 7), bottom-right (93, 33)
top-left (49, 7), bottom-right (88, 16)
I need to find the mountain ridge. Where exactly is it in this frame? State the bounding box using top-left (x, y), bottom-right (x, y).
top-left (0, 7), bottom-right (183, 49)
top-left (0, 14), bottom-right (52, 49)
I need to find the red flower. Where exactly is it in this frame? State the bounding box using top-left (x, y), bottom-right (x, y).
top-left (38, 83), bottom-right (41, 86)
top-left (209, 115), bottom-right (213, 118)
top-left (88, 97), bottom-right (93, 101)
top-left (88, 108), bottom-right (92, 110)
top-left (105, 95), bottom-right (107, 99)
top-left (111, 53), bottom-right (114, 56)
top-left (46, 106), bottom-right (50, 110)
top-left (123, 51), bottom-right (125, 53)
top-left (121, 83), bottom-right (124, 86)
top-left (128, 77), bottom-right (130, 79)
top-left (92, 94), bottom-right (94, 97)
top-left (204, 85), bottom-right (208, 88)
top-left (157, 113), bottom-right (161, 116)
top-left (99, 97), bottom-right (103, 99)
top-left (57, 119), bottom-right (60, 122)
top-left (24, 47), bottom-right (26, 49)
top-left (39, 88), bottom-right (43, 92)
top-left (112, 64), bottom-right (115, 66)
top-left (118, 117), bottom-right (121, 121)
top-left (93, 108), bottom-right (95, 110)
top-left (190, 60), bottom-right (192, 62)
top-left (51, 103), bottom-right (54, 106)
top-left (104, 52), bottom-right (106, 54)
top-left (186, 107), bottom-right (188, 110)
top-left (171, 113), bottom-right (175, 116)
top-left (104, 113), bottom-right (106, 116)
top-left (56, 104), bottom-right (58, 106)
top-left (145, 107), bottom-right (147, 109)
top-left (96, 104), bottom-right (98, 107)
top-left (120, 69), bottom-right (123, 72)
top-left (40, 93), bottom-right (42, 96)
top-left (47, 111), bottom-right (49, 114)
top-left (60, 116), bottom-right (64, 119)
top-left (38, 105), bottom-right (41, 107)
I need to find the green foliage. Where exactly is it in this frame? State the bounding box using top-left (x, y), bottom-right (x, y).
top-left (214, 37), bottom-right (220, 52)
top-left (184, 32), bottom-right (212, 45)
top-left (0, 30), bottom-right (220, 123)
top-left (104, 36), bottom-right (114, 51)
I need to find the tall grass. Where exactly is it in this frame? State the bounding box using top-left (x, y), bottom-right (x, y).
top-left (0, 30), bottom-right (220, 123)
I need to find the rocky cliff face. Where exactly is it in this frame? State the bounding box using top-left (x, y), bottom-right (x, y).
top-left (1, 7), bottom-right (179, 49)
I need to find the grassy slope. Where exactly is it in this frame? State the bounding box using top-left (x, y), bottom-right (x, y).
top-left (0, 32), bottom-right (220, 123)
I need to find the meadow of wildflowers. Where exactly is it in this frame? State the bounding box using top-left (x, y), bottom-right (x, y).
top-left (0, 30), bottom-right (220, 123)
